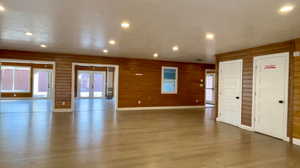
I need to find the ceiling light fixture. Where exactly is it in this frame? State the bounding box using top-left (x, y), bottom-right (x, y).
top-left (25, 32), bottom-right (33, 36)
top-left (40, 44), bottom-right (47, 48)
top-left (121, 21), bottom-right (130, 29)
top-left (172, 45), bottom-right (179, 52)
top-left (206, 33), bottom-right (215, 40)
top-left (109, 40), bottom-right (116, 45)
top-left (153, 53), bottom-right (159, 58)
top-left (279, 4), bottom-right (295, 14)
top-left (103, 49), bottom-right (108, 53)
top-left (0, 5), bottom-right (5, 12)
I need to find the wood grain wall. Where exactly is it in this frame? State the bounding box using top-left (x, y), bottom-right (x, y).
top-left (294, 40), bottom-right (300, 139)
top-left (216, 39), bottom-right (298, 139)
top-left (0, 50), bottom-right (215, 109)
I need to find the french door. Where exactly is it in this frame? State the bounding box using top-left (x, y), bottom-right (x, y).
top-left (77, 71), bottom-right (106, 98)
top-left (33, 69), bottom-right (53, 98)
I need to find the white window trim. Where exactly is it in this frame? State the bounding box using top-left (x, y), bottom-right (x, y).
top-left (0, 66), bottom-right (31, 93)
top-left (161, 66), bottom-right (178, 94)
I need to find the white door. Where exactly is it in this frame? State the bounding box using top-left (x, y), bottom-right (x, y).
top-left (218, 60), bottom-right (243, 126)
top-left (254, 53), bottom-right (289, 139)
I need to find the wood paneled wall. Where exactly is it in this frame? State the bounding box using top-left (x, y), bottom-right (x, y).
top-left (0, 50), bottom-right (214, 109)
top-left (216, 39), bottom-right (299, 139)
top-left (294, 40), bottom-right (300, 139)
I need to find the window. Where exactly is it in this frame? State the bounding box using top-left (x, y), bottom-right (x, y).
top-left (1, 66), bottom-right (31, 92)
top-left (161, 66), bottom-right (178, 94)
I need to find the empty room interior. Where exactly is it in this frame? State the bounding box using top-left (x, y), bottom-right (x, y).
top-left (0, 0), bottom-right (300, 167)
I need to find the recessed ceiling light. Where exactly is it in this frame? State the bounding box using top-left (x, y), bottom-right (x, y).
top-left (103, 49), bottom-right (108, 53)
top-left (206, 33), bottom-right (215, 40)
top-left (40, 44), bottom-right (47, 48)
top-left (172, 45), bottom-right (179, 52)
top-left (25, 32), bottom-right (33, 36)
top-left (279, 5), bottom-right (295, 14)
top-left (153, 53), bottom-right (159, 58)
top-left (109, 40), bottom-right (116, 45)
top-left (121, 21), bottom-right (130, 29)
top-left (0, 5), bottom-right (5, 12)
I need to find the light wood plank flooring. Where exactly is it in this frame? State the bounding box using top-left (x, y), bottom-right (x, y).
top-left (0, 99), bottom-right (300, 168)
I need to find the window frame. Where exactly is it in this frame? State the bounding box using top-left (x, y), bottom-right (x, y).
top-left (0, 66), bottom-right (32, 93)
top-left (161, 66), bottom-right (178, 94)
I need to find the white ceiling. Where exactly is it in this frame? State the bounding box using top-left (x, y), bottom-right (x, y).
top-left (0, 0), bottom-right (299, 63)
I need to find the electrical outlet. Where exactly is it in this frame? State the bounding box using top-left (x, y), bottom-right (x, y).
top-left (138, 100), bottom-right (142, 104)
top-left (62, 101), bottom-right (65, 105)
top-left (195, 99), bottom-right (199, 103)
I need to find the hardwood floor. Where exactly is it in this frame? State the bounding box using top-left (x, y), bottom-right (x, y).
top-left (0, 99), bottom-right (300, 168)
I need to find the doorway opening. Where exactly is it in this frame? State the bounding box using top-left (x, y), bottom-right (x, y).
top-left (205, 69), bottom-right (216, 107)
top-left (0, 59), bottom-right (55, 113)
top-left (72, 63), bottom-right (119, 113)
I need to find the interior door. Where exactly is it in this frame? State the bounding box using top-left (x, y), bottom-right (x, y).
top-left (33, 69), bottom-right (52, 98)
top-left (218, 60), bottom-right (243, 126)
top-left (254, 53), bottom-right (289, 139)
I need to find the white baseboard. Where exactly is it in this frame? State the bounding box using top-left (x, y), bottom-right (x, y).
top-left (117, 105), bottom-right (204, 111)
top-left (53, 108), bottom-right (72, 112)
top-left (293, 138), bottom-right (300, 146)
top-left (239, 124), bottom-right (254, 132)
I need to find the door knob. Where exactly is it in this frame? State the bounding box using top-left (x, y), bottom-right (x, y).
top-left (236, 97), bottom-right (240, 99)
top-left (278, 100), bottom-right (284, 104)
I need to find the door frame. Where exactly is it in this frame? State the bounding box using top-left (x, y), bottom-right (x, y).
top-left (217, 59), bottom-right (243, 126)
top-left (33, 68), bottom-right (53, 99)
top-left (0, 59), bottom-right (56, 110)
top-left (252, 52), bottom-right (289, 141)
top-left (72, 63), bottom-right (119, 112)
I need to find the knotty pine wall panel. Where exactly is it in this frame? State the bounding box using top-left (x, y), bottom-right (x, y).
top-left (0, 50), bottom-right (214, 109)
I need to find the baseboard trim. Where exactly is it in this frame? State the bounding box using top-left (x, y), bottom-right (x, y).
top-left (293, 138), bottom-right (300, 146)
top-left (239, 124), bottom-right (254, 132)
top-left (53, 108), bottom-right (72, 112)
top-left (117, 105), bottom-right (204, 111)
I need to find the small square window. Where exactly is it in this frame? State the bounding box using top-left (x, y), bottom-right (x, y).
top-left (161, 66), bottom-right (178, 94)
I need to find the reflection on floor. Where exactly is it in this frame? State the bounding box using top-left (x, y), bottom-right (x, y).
top-left (0, 99), bottom-right (299, 167)
top-left (0, 99), bottom-right (52, 113)
top-left (75, 98), bottom-right (115, 112)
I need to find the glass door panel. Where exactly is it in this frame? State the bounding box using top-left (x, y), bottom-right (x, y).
top-left (205, 73), bottom-right (215, 104)
top-left (93, 72), bottom-right (106, 97)
top-left (78, 71), bottom-right (91, 97)
top-left (33, 69), bottom-right (52, 98)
